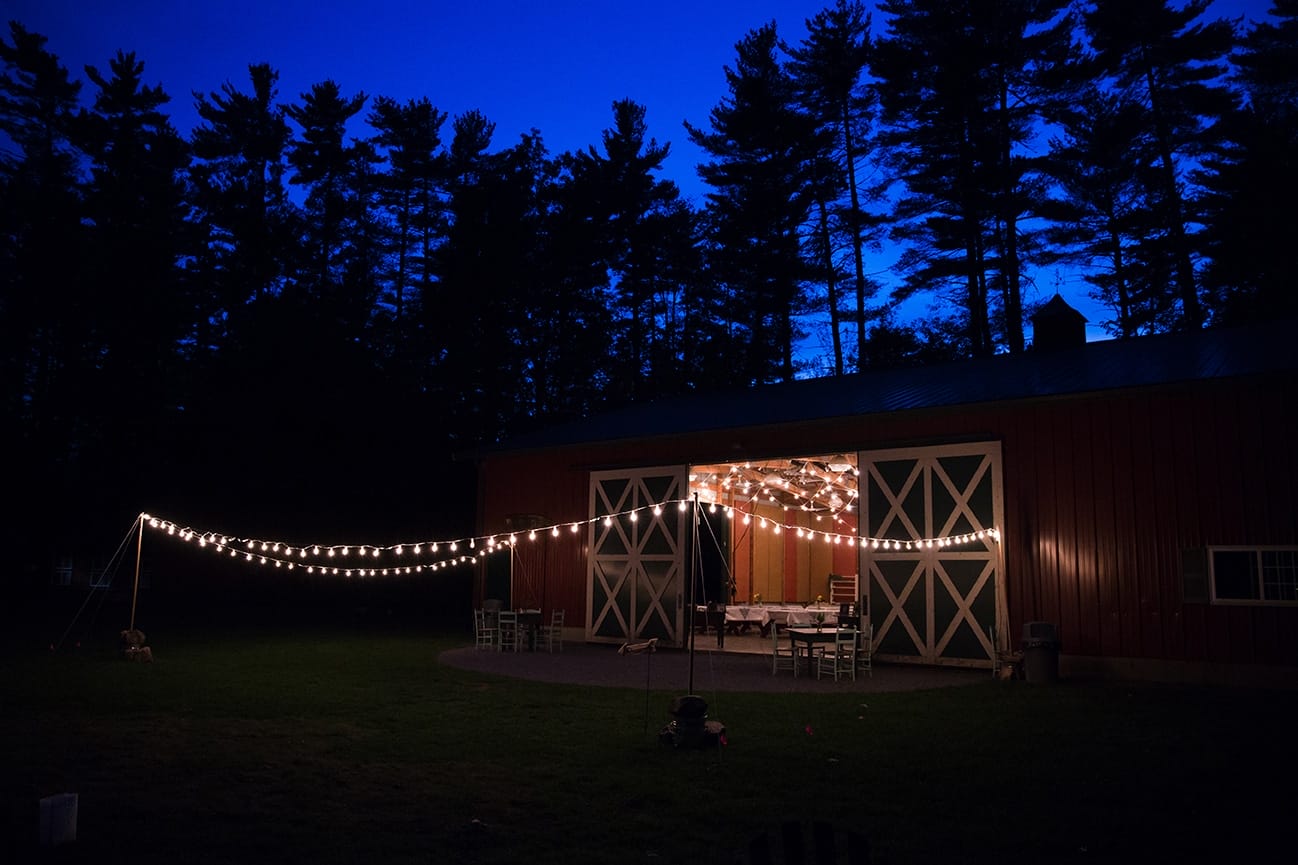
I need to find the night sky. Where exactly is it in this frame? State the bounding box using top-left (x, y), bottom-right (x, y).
top-left (5, 0), bottom-right (842, 203)
top-left (8, 0), bottom-right (1275, 201)
top-left (5, 0), bottom-right (1279, 337)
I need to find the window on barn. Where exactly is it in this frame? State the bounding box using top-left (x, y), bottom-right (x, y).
top-left (1210, 548), bottom-right (1298, 604)
top-left (89, 561), bottom-right (112, 588)
top-left (52, 556), bottom-right (73, 587)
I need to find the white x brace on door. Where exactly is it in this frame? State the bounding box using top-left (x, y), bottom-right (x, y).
top-left (586, 466), bottom-right (688, 647)
top-left (861, 442), bottom-right (1007, 667)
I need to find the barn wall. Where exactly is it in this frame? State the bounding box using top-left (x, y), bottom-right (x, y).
top-left (475, 372), bottom-right (1297, 670)
top-left (475, 451), bottom-right (590, 619)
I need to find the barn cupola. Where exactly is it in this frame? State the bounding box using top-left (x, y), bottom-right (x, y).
top-left (1030, 293), bottom-right (1088, 352)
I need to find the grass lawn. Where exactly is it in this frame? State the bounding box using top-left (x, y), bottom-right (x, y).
top-left (3, 624), bottom-right (1295, 864)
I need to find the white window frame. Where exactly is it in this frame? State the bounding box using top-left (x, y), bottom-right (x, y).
top-left (89, 563), bottom-right (113, 588)
top-left (52, 556), bottom-right (73, 587)
top-left (1209, 546), bottom-right (1298, 606)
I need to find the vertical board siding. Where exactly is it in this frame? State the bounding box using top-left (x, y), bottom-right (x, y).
top-left (1091, 400), bottom-right (1125, 659)
top-left (1211, 384), bottom-right (1255, 664)
top-left (1054, 406), bottom-right (1083, 654)
top-left (1149, 393), bottom-right (1180, 661)
top-left (999, 428), bottom-right (1029, 637)
top-left (476, 376), bottom-right (1296, 668)
top-left (1128, 394), bottom-right (1163, 660)
top-left (1110, 397), bottom-right (1143, 659)
top-left (1033, 407), bottom-right (1061, 635)
top-left (478, 452), bottom-right (590, 623)
top-left (1071, 404), bottom-right (1100, 656)
top-left (1169, 391), bottom-right (1207, 661)
top-left (1197, 389), bottom-right (1232, 663)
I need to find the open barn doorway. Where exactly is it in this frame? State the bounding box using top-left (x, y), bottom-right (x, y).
top-left (688, 454), bottom-right (862, 655)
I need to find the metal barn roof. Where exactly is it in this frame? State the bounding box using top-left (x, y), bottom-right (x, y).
top-left (480, 320), bottom-right (1297, 455)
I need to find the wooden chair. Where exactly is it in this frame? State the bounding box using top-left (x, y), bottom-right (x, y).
top-left (482, 598), bottom-right (502, 643)
top-left (771, 623), bottom-right (797, 676)
top-left (538, 609), bottom-right (565, 652)
top-left (473, 609), bottom-right (497, 650)
top-left (738, 820), bottom-right (870, 865)
top-left (817, 628), bottom-right (857, 681)
top-left (856, 620), bottom-right (873, 677)
top-left (497, 610), bottom-right (520, 653)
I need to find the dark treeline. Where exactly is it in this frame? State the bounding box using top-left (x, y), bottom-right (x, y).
top-left (2, 1), bottom-right (1295, 580)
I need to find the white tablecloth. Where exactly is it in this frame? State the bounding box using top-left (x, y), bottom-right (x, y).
top-left (726, 603), bottom-right (839, 627)
top-left (723, 605), bottom-right (770, 626)
top-left (696, 603), bottom-right (844, 630)
top-left (775, 604), bottom-right (839, 626)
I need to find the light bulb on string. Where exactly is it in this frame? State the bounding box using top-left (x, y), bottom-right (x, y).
top-left (141, 505), bottom-right (999, 583)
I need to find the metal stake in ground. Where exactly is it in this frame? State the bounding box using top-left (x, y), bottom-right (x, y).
top-left (618, 638), bottom-right (658, 735)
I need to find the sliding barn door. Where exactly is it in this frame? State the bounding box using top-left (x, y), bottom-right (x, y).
top-left (861, 442), bottom-right (1006, 668)
top-left (587, 467), bottom-right (688, 647)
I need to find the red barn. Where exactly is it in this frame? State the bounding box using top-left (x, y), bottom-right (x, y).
top-left (468, 316), bottom-right (1297, 686)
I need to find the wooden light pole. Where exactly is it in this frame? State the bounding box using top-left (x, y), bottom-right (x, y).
top-left (129, 514), bottom-right (144, 632)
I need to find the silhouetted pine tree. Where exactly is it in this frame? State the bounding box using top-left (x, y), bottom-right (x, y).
top-left (1198, 0), bottom-right (1298, 324)
top-left (873, 0), bottom-right (1075, 357)
top-left (430, 113), bottom-right (549, 442)
top-left (1083, 0), bottom-right (1238, 329)
top-left (786, 0), bottom-right (882, 373)
top-left (75, 50), bottom-right (193, 510)
top-left (686, 22), bottom-right (819, 385)
top-left (284, 79), bottom-right (369, 324)
top-left (190, 63), bottom-right (296, 352)
top-left (366, 95), bottom-right (448, 355)
top-left (567, 99), bottom-right (698, 402)
top-left (0, 23), bottom-right (88, 576)
top-left (1042, 83), bottom-right (1169, 336)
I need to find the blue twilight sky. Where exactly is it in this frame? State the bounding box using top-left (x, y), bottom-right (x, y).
top-left (4, 0), bottom-right (1278, 345)
top-left (7, 0), bottom-right (1274, 202)
top-left (5, 0), bottom-right (844, 203)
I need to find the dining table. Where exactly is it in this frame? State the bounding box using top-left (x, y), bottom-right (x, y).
top-left (515, 609), bottom-right (542, 651)
top-left (725, 603), bottom-right (840, 636)
top-left (784, 626), bottom-right (858, 677)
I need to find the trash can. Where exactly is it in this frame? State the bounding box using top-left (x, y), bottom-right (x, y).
top-left (39, 793), bottom-right (77, 846)
top-left (1021, 622), bottom-right (1060, 683)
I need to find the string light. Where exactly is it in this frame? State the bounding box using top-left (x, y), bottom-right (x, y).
top-left (137, 506), bottom-right (999, 579)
